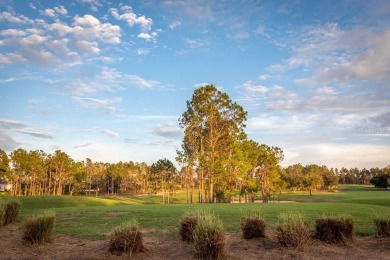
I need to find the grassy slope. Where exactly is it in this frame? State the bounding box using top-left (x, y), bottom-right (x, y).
top-left (7, 185), bottom-right (390, 239)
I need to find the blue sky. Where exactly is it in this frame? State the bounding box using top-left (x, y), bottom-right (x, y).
top-left (1, 0), bottom-right (389, 169)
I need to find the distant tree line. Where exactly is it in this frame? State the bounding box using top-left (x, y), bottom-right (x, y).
top-left (1, 85), bottom-right (389, 201)
top-left (0, 148), bottom-right (389, 200)
top-left (0, 148), bottom-right (181, 198)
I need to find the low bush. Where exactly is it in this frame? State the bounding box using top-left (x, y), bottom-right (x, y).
top-left (193, 214), bottom-right (225, 259)
top-left (374, 216), bottom-right (390, 238)
top-left (241, 216), bottom-right (266, 239)
top-left (315, 215), bottom-right (354, 244)
top-left (1, 199), bottom-right (21, 225)
top-left (109, 220), bottom-right (145, 256)
top-left (22, 210), bottom-right (56, 244)
top-left (276, 212), bottom-right (310, 249)
top-left (179, 215), bottom-right (198, 242)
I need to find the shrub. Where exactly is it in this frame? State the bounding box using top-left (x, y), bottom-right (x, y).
top-left (179, 215), bottom-right (198, 242)
top-left (276, 212), bottom-right (310, 249)
top-left (374, 216), bottom-right (390, 238)
top-left (109, 220), bottom-right (145, 255)
top-left (22, 210), bottom-right (56, 244)
top-left (193, 214), bottom-right (225, 259)
top-left (315, 215), bottom-right (354, 244)
top-left (1, 199), bottom-right (21, 225)
top-left (241, 216), bottom-right (266, 239)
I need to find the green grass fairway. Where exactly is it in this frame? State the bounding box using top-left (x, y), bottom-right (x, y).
top-left (6, 185), bottom-right (390, 239)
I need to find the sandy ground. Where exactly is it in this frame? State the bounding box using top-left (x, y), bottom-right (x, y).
top-left (1, 223), bottom-right (389, 260)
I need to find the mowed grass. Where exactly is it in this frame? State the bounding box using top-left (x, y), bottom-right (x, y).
top-left (8, 185), bottom-right (390, 239)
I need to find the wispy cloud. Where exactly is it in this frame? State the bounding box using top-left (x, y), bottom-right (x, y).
top-left (151, 124), bottom-right (183, 139)
top-left (101, 129), bottom-right (119, 137)
top-left (74, 143), bottom-right (92, 149)
top-left (110, 5), bottom-right (153, 32)
top-left (0, 118), bottom-right (28, 128)
top-left (72, 97), bottom-right (121, 114)
top-left (123, 138), bottom-right (139, 143)
top-left (14, 129), bottom-right (53, 139)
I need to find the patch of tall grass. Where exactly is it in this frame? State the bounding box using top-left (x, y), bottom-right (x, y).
top-left (240, 208), bottom-right (265, 239)
top-left (374, 215), bottom-right (390, 238)
top-left (276, 212), bottom-right (310, 249)
top-left (193, 213), bottom-right (225, 259)
top-left (0, 199), bottom-right (21, 225)
top-left (109, 219), bottom-right (145, 256)
top-left (22, 210), bottom-right (56, 244)
top-left (315, 215), bottom-right (354, 244)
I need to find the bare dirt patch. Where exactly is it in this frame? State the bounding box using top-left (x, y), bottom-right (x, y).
top-left (1, 223), bottom-right (389, 259)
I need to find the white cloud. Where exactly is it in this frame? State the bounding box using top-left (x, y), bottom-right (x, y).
top-left (0, 11), bottom-right (33, 24)
top-left (0, 53), bottom-right (26, 64)
top-left (72, 40), bottom-right (100, 54)
top-left (72, 15), bottom-right (121, 44)
top-left (43, 8), bottom-right (56, 18)
top-left (49, 21), bottom-right (72, 36)
top-left (0, 13), bottom-right (121, 67)
top-left (0, 118), bottom-right (28, 128)
top-left (151, 124), bottom-right (183, 139)
top-left (169, 20), bottom-right (181, 30)
top-left (316, 30), bottom-right (390, 83)
top-left (1, 29), bottom-right (26, 37)
top-left (76, 0), bottom-right (101, 11)
top-left (20, 34), bottom-right (45, 46)
top-left (227, 31), bottom-right (250, 40)
top-left (20, 48), bottom-right (57, 65)
top-left (125, 74), bottom-right (161, 88)
top-left (137, 48), bottom-right (150, 56)
top-left (72, 97), bottom-right (121, 114)
top-left (247, 114), bottom-right (312, 133)
top-left (46, 38), bottom-right (69, 53)
top-left (242, 81), bottom-right (268, 94)
top-left (74, 143), bottom-right (92, 149)
top-left (74, 14), bottom-right (100, 27)
top-left (185, 38), bottom-right (211, 48)
top-left (101, 129), bottom-right (119, 137)
top-left (0, 118), bottom-right (53, 142)
top-left (282, 143), bottom-right (390, 169)
top-left (110, 5), bottom-right (153, 32)
top-left (193, 82), bottom-right (211, 88)
top-left (258, 74), bottom-right (270, 80)
top-left (137, 32), bottom-right (152, 40)
top-left (54, 6), bottom-right (68, 16)
top-left (14, 129), bottom-right (53, 139)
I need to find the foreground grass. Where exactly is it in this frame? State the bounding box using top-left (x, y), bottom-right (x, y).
top-left (9, 185), bottom-right (390, 239)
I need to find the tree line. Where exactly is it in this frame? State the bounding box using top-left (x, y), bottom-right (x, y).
top-left (1, 85), bottom-right (389, 201)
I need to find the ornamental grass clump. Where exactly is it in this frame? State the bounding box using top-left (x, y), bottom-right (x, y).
top-left (22, 210), bottom-right (56, 245)
top-left (374, 216), bottom-right (390, 238)
top-left (1, 199), bottom-right (21, 225)
top-left (179, 215), bottom-right (198, 242)
top-left (276, 212), bottom-right (310, 250)
top-left (240, 208), bottom-right (265, 239)
top-left (193, 214), bottom-right (225, 260)
top-left (109, 220), bottom-right (145, 256)
top-left (315, 215), bottom-right (354, 244)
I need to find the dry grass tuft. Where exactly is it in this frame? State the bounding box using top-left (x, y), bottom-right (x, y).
top-left (1, 199), bottom-right (21, 225)
top-left (179, 215), bottom-right (198, 242)
top-left (315, 215), bottom-right (354, 244)
top-left (193, 214), bottom-right (225, 259)
top-left (374, 216), bottom-right (390, 238)
top-left (276, 212), bottom-right (310, 250)
top-left (240, 216), bottom-right (266, 239)
top-left (109, 220), bottom-right (145, 256)
top-left (22, 210), bottom-right (56, 244)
